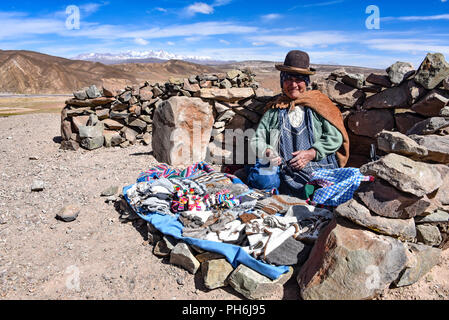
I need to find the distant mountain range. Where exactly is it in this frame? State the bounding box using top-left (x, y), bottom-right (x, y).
top-left (0, 49), bottom-right (382, 95)
top-left (74, 50), bottom-right (233, 65)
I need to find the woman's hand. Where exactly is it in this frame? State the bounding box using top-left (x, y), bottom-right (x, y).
top-left (265, 149), bottom-right (282, 166)
top-left (289, 149), bottom-right (316, 171)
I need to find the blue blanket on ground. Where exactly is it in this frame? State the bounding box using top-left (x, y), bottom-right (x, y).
top-left (122, 175), bottom-right (290, 281)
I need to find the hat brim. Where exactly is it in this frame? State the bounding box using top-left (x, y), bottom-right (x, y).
top-left (275, 64), bottom-right (316, 75)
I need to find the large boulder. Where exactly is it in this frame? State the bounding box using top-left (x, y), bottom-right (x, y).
top-left (298, 218), bottom-right (408, 300)
top-left (360, 153), bottom-right (443, 197)
top-left (152, 96), bottom-right (214, 166)
top-left (415, 53), bottom-right (449, 90)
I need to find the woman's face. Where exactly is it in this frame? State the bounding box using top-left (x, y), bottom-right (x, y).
top-left (283, 77), bottom-right (307, 99)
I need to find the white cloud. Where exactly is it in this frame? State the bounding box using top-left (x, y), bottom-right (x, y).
top-left (249, 31), bottom-right (352, 48)
top-left (185, 2), bottom-right (214, 16)
top-left (363, 38), bottom-right (449, 55)
top-left (134, 38), bottom-right (149, 45)
top-left (219, 39), bottom-right (230, 45)
top-left (383, 14), bottom-right (449, 21)
top-left (261, 14), bottom-right (282, 22)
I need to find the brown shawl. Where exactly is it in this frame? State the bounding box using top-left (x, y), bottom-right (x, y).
top-left (265, 90), bottom-right (350, 167)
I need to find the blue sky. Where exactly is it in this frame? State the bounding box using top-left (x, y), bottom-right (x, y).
top-left (1, 0), bottom-right (449, 68)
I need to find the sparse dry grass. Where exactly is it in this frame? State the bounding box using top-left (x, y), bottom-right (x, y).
top-left (0, 95), bottom-right (70, 117)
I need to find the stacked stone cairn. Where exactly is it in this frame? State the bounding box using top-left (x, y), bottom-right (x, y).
top-left (60, 69), bottom-right (274, 160)
top-left (298, 53), bottom-right (449, 300)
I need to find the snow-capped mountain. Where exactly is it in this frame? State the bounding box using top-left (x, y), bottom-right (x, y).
top-left (74, 50), bottom-right (219, 65)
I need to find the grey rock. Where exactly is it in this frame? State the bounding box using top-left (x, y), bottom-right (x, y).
top-left (60, 140), bottom-right (80, 151)
top-left (78, 123), bottom-right (104, 139)
top-left (376, 130), bottom-right (428, 160)
top-left (265, 237), bottom-right (312, 266)
top-left (80, 136), bottom-right (104, 150)
top-left (366, 73), bottom-right (393, 88)
top-left (394, 243), bottom-right (441, 287)
top-left (357, 179), bottom-right (432, 219)
top-left (342, 73), bottom-right (365, 89)
top-left (73, 89), bottom-right (88, 100)
top-left (201, 259), bottom-right (234, 290)
top-left (415, 53), bottom-right (449, 90)
top-left (411, 90), bottom-right (449, 117)
top-left (360, 153), bottom-right (443, 197)
top-left (416, 210), bottom-right (449, 224)
top-left (57, 204), bottom-right (80, 222)
top-left (86, 85), bottom-right (102, 99)
top-left (216, 109), bottom-right (236, 122)
top-left (169, 243), bottom-right (200, 274)
top-left (128, 118), bottom-right (147, 131)
top-left (409, 134), bottom-right (449, 164)
top-left (228, 265), bottom-right (293, 300)
top-left (440, 106), bottom-right (449, 117)
top-left (416, 224), bottom-right (443, 246)
top-left (387, 61), bottom-right (415, 85)
top-left (101, 186), bottom-right (119, 197)
top-left (316, 79), bottom-right (364, 108)
top-left (407, 117), bottom-right (449, 135)
top-left (335, 199), bottom-right (416, 241)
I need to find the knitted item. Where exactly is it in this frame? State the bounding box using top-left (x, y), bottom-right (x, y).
top-left (265, 237), bottom-right (311, 266)
top-left (255, 195), bottom-right (308, 215)
top-left (239, 213), bottom-right (259, 224)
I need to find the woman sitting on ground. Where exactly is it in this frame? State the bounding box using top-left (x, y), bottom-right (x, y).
top-left (248, 50), bottom-right (350, 199)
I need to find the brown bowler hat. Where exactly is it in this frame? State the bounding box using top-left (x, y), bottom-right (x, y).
top-left (275, 50), bottom-right (316, 75)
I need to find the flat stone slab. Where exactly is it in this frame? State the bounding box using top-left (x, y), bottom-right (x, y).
top-left (196, 88), bottom-right (254, 102)
top-left (360, 153), bottom-right (443, 197)
top-left (416, 210), bottom-right (449, 224)
top-left (409, 135), bottom-right (449, 164)
top-left (376, 130), bottom-right (428, 160)
top-left (407, 117), bottom-right (449, 136)
top-left (335, 199), bottom-right (416, 241)
top-left (416, 224), bottom-right (443, 247)
top-left (357, 179), bottom-right (431, 219)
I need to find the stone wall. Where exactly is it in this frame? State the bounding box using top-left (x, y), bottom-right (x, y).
top-left (314, 53), bottom-right (449, 167)
top-left (59, 68), bottom-right (272, 156)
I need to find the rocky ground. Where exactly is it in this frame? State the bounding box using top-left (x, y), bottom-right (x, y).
top-left (0, 112), bottom-right (447, 300)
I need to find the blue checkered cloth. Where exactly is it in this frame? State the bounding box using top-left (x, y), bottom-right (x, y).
top-left (308, 168), bottom-right (374, 207)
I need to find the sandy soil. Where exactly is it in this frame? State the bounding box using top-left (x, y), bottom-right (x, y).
top-left (0, 113), bottom-right (447, 300)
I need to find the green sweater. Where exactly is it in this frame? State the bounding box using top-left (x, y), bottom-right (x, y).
top-left (250, 108), bottom-right (343, 161)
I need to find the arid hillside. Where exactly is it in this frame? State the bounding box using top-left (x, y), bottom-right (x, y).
top-left (0, 50), bottom-right (219, 94)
